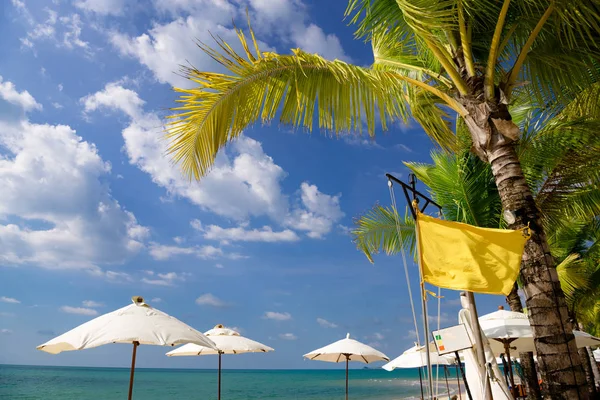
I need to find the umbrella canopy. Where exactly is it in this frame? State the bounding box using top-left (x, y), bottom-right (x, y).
top-left (382, 343), bottom-right (453, 371)
top-left (479, 308), bottom-right (600, 354)
top-left (303, 333), bottom-right (389, 364)
top-left (166, 325), bottom-right (273, 356)
top-left (38, 296), bottom-right (216, 354)
top-left (37, 296), bottom-right (216, 400)
top-left (304, 333), bottom-right (388, 400)
top-left (166, 325), bottom-right (273, 400)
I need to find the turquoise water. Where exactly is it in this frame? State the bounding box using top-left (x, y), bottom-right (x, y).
top-left (0, 364), bottom-right (458, 399)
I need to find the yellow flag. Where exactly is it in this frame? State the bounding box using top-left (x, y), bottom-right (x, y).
top-left (416, 211), bottom-right (530, 296)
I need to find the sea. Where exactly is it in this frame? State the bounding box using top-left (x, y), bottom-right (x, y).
top-left (0, 364), bottom-right (459, 399)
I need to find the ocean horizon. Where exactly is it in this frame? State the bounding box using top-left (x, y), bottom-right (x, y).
top-left (0, 364), bottom-right (459, 399)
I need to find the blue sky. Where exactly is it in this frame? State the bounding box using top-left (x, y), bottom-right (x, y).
top-left (0, 0), bottom-right (506, 370)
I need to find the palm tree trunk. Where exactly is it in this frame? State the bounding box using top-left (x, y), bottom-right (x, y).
top-left (586, 347), bottom-right (600, 391)
top-left (579, 346), bottom-right (599, 399)
top-left (506, 283), bottom-right (542, 400)
top-left (463, 104), bottom-right (587, 399)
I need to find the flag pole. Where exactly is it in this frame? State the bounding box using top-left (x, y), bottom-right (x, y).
top-left (413, 201), bottom-right (434, 399)
top-left (386, 172), bottom-right (443, 400)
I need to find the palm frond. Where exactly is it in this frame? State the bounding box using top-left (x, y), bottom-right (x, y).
top-left (556, 253), bottom-right (591, 305)
top-left (352, 205), bottom-right (415, 263)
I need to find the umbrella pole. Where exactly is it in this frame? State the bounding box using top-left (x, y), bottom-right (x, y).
top-left (454, 361), bottom-right (462, 400)
top-left (218, 352), bottom-right (222, 400)
top-left (128, 341), bottom-right (139, 400)
top-left (455, 351), bottom-right (473, 400)
top-left (345, 355), bottom-right (349, 400)
top-left (443, 365), bottom-right (450, 398)
top-left (418, 367), bottom-right (424, 400)
top-left (504, 340), bottom-right (516, 393)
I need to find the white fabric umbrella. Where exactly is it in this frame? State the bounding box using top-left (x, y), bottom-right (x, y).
top-left (480, 309), bottom-right (600, 355)
top-left (37, 296), bottom-right (216, 400)
top-left (303, 333), bottom-right (389, 400)
top-left (167, 325), bottom-right (273, 400)
top-left (382, 343), bottom-right (453, 370)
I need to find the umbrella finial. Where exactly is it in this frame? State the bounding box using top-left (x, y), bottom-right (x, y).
top-left (132, 296), bottom-right (146, 306)
top-left (215, 324), bottom-right (224, 329)
top-left (498, 305), bottom-right (504, 310)
top-left (346, 333), bottom-right (350, 339)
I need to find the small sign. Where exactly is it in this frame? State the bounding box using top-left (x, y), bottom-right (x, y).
top-left (432, 324), bottom-right (473, 355)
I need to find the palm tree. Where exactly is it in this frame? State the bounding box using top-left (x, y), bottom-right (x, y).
top-left (166, 1), bottom-right (600, 396)
top-left (353, 96), bottom-right (600, 397)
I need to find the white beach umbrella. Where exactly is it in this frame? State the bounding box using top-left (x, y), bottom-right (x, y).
top-left (166, 325), bottom-right (273, 400)
top-left (37, 296), bottom-right (217, 400)
top-left (479, 307), bottom-right (600, 389)
top-left (382, 343), bottom-right (453, 370)
top-left (303, 333), bottom-right (389, 400)
top-left (480, 308), bottom-right (600, 354)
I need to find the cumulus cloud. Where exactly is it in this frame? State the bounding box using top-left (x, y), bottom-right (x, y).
top-left (81, 300), bottom-right (103, 308)
top-left (60, 306), bottom-right (98, 316)
top-left (110, 0), bottom-right (349, 87)
top-left (202, 225), bottom-right (300, 243)
top-left (0, 78), bottom-right (147, 273)
top-left (0, 76), bottom-right (42, 111)
top-left (75, 0), bottom-right (126, 16)
top-left (279, 333), bottom-right (297, 340)
top-left (148, 243), bottom-right (244, 261)
top-left (141, 271), bottom-right (188, 286)
top-left (316, 318), bottom-right (337, 328)
top-left (196, 293), bottom-right (228, 308)
top-left (0, 296), bottom-right (20, 304)
top-left (264, 311), bottom-right (292, 321)
top-left (285, 182), bottom-right (344, 238)
top-left (81, 82), bottom-right (345, 248)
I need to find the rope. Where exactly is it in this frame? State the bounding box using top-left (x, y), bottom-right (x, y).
top-left (388, 180), bottom-right (427, 398)
top-left (435, 286), bottom-right (442, 399)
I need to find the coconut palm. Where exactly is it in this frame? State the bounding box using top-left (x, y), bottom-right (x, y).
top-left (353, 96), bottom-right (600, 397)
top-left (166, 1), bottom-right (600, 395)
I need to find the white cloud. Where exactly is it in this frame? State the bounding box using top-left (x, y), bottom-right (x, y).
top-left (215, 263), bottom-right (224, 269)
top-left (81, 300), bottom-right (103, 308)
top-left (372, 332), bottom-right (384, 340)
top-left (109, 0), bottom-right (348, 87)
top-left (148, 243), bottom-right (244, 261)
top-left (196, 293), bottom-right (228, 308)
top-left (58, 84), bottom-right (63, 92)
top-left (264, 311), bottom-right (291, 321)
top-left (0, 76), bottom-right (42, 111)
top-left (203, 225), bottom-right (300, 243)
top-left (81, 82), bottom-right (145, 120)
top-left (75, 0), bottom-right (126, 16)
top-left (60, 306), bottom-right (98, 316)
top-left (13, 3), bottom-right (90, 52)
top-left (279, 333), bottom-right (297, 340)
top-left (0, 329), bottom-right (12, 334)
top-left (141, 271), bottom-right (188, 286)
top-left (0, 296), bottom-right (20, 304)
top-left (316, 318), bottom-right (337, 328)
top-left (81, 82), bottom-right (345, 245)
top-left (285, 182), bottom-right (344, 238)
top-left (0, 78), bottom-right (147, 272)
top-left (290, 23), bottom-right (349, 61)
top-left (82, 83), bottom-right (290, 222)
top-left (51, 102), bottom-right (63, 109)
top-left (150, 297), bottom-right (162, 303)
